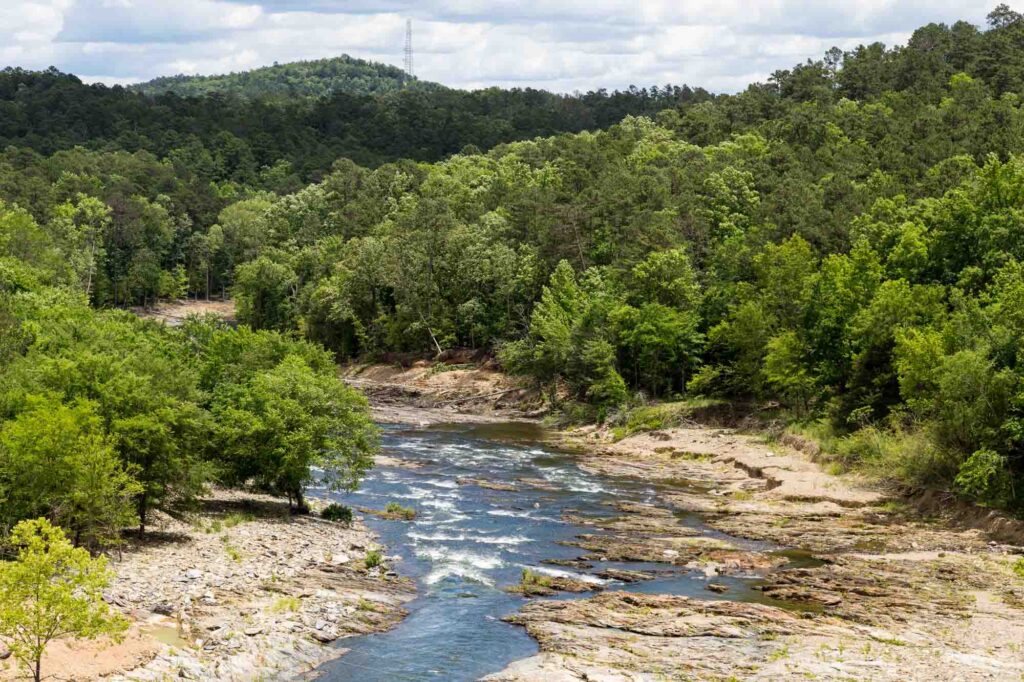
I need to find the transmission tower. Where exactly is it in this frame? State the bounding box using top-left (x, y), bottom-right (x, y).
top-left (403, 19), bottom-right (414, 82)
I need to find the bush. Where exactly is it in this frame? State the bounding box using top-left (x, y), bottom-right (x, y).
top-left (321, 503), bottom-right (353, 525)
top-left (364, 549), bottom-right (383, 569)
top-left (955, 449), bottom-right (1014, 507)
top-left (828, 424), bottom-right (958, 487)
top-left (384, 502), bottom-right (416, 520)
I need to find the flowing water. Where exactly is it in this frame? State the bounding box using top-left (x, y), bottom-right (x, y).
top-left (314, 422), bottom-right (785, 681)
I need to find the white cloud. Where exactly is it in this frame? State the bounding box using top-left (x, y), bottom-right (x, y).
top-left (0, 0), bottom-right (1016, 93)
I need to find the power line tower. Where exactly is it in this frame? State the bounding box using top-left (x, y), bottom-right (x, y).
top-left (403, 19), bottom-right (414, 83)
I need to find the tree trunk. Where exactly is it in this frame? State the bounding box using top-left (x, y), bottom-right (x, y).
top-left (137, 492), bottom-right (148, 535)
top-left (293, 489), bottom-right (310, 515)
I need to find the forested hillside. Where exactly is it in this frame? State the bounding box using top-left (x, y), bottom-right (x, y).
top-left (131, 54), bottom-right (442, 99)
top-left (3, 4), bottom-right (1024, 554)
top-left (214, 6), bottom-right (1024, 511)
top-left (0, 67), bottom-right (707, 174)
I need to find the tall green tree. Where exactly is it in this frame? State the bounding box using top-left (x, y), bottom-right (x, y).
top-left (0, 519), bottom-right (128, 682)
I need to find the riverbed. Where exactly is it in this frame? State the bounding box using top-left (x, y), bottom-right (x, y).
top-left (313, 421), bottom-right (794, 681)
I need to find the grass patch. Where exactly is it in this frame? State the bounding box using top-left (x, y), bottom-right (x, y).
top-left (1013, 557), bottom-right (1024, 579)
top-left (224, 512), bottom-right (255, 528)
top-left (507, 568), bottom-right (559, 595)
top-left (356, 598), bottom-right (383, 612)
top-left (608, 399), bottom-right (727, 440)
top-left (269, 596), bottom-right (301, 613)
top-left (520, 568), bottom-right (554, 588)
top-left (222, 536), bottom-right (243, 562)
top-left (364, 549), bottom-right (383, 569)
top-left (870, 635), bottom-right (906, 646)
top-left (383, 502), bottom-right (416, 520)
top-left (786, 419), bottom-right (964, 494)
top-left (428, 362), bottom-right (475, 375)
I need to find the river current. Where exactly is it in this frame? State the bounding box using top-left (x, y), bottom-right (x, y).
top-left (314, 421), bottom-right (777, 681)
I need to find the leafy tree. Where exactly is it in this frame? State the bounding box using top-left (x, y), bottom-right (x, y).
top-left (0, 397), bottom-right (139, 548)
top-left (0, 519), bottom-right (128, 682)
top-left (234, 257), bottom-right (298, 331)
top-left (212, 355), bottom-right (377, 511)
top-left (763, 332), bottom-right (817, 414)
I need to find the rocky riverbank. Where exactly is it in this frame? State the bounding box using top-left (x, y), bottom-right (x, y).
top-left (483, 424), bottom-right (1024, 681)
top-left (0, 489), bottom-right (414, 681)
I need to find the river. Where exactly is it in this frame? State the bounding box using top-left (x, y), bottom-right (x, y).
top-left (313, 421), bottom-right (790, 681)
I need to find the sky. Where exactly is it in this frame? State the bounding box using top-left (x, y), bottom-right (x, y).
top-left (0, 1), bottom-right (1016, 94)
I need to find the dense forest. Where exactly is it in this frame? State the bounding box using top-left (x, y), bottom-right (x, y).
top-left (0, 67), bottom-right (709, 174)
top-left (3, 5), bottom-right (1024, 553)
top-left (131, 54), bottom-right (443, 99)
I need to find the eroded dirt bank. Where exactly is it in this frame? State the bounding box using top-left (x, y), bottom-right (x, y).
top-left (483, 425), bottom-right (1024, 681)
top-left (341, 361), bottom-right (540, 425)
top-left (0, 489), bottom-right (414, 681)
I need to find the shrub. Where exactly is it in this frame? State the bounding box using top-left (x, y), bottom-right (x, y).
top-left (955, 449), bottom-right (1014, 507)
top-left (321, 503), bottom-right (353, 525)
top-left (829, 424), bottom-right (957, 487)
top-left (384, 502), bottom-right (416, 520)
top-left (364, 549), bottom-right (383, 569)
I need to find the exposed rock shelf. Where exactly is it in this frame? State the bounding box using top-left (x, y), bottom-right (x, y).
top-left (485, 425), bottom-right (1024, 681)
top-left (0, 489), bottom-right (415, 681)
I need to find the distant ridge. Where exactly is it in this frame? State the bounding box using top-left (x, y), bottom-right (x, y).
top-left (130, 54), bottom-right (445, 99)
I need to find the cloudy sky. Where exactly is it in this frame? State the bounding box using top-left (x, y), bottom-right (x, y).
top-left (0, 1), bottom-right (1016, 93)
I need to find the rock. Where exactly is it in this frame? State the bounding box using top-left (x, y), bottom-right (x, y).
top-left (311, 628), bottom-right (339, 643)
top-left (243, 626), bottom-right (263, 636)
top-left (594, 568), bottom-right (655, 583)
top-left (330, 553), bottom-right (350, 565)
top-left (0, 643), bottom-right (10, 660)
top-left (706, 583), bottom-right (729, 593)
top-left (185, 569), bottom-right (202, 580)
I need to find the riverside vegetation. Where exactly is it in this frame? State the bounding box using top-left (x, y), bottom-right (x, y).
top-left (2, 4), bottom-right (1024, 676)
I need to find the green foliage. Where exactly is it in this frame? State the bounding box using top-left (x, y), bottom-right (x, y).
top-left (211, 354), bottom-right (377, 509)
top-left (5, 8), bottom-right (1024, 518)
top-left (383, 502), bottom-right (417, 520)
top-left (763, 332), bottom-right (816, 414)
top-left (0, 67), bottom-right (707, 177)
top-left (364, 549), bottom-right (383, 569)
top-left (0, 397), bottom-right (140, 549)
top-left (0, 294), bottom-right (376, 543)
top-left (0, 519), bottom-right (128, 682)
top-left (234, 257), bottom-right (298, 331)
top-left (954, 449), bottom-right (1014, 506)
top-left (520, 568), bottom-right (554, 588)
top-left (269, 595), bottom-right (301, 613)
top-left (321, 503), bottom-right (353, 525)
top-left (130, 55), bottom-right (444, 99)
